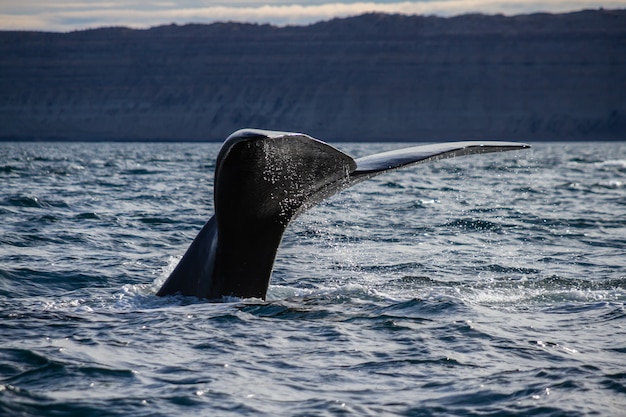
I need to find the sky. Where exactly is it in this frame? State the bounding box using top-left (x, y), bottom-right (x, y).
top-left (1, 0), bottom-right (625, 32)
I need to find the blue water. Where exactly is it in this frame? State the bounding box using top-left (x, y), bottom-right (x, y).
top-left (1, 141), bottom-right (625, 416)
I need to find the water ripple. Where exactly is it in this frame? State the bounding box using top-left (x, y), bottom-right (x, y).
top-left (1, 141), bottom-right (625, 416)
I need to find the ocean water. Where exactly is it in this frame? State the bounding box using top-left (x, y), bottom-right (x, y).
top-left (1, 140), bottom-right (625, 416)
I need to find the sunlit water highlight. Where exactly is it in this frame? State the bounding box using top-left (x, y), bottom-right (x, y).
top-left (1, 141), bottom-right (625, 416)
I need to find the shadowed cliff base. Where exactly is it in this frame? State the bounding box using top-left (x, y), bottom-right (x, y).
top-left (1, 9), bottom-right (625, 142)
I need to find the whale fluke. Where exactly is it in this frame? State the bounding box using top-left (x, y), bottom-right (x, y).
top-left (157, 129), bottom-right (530, 300)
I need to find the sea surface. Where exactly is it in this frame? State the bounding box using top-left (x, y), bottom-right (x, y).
top-left (1, 140), bottom-right (625, 416)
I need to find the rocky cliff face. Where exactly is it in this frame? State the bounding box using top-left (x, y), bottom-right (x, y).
top-left (1, 10), bottom-right (625, 141)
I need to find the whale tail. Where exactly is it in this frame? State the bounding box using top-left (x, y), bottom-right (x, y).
top-left (156, 129), bottom-right (530, 300)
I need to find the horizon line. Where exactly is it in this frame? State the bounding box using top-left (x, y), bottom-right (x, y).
top-left (2, 7), bottom-right (623, 34)
top-left (1, 0), bottom-right (625, 32)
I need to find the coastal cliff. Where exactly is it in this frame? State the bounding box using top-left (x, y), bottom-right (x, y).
top-left (1, 9), bottom-right (625, 141)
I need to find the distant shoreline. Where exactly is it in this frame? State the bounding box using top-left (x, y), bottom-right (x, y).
top-left (1, 10), bottom-right (625, 142)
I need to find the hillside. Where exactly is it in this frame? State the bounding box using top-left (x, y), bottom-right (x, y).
top-left (1, 9), bottom-right (625, 141)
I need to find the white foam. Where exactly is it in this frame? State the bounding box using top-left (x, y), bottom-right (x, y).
top-left (595, 159), bottom-right (626, 169)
